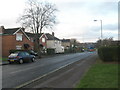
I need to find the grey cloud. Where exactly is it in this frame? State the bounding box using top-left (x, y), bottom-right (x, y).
top-left (57, 1), bottom-right (118, 17)
top-left (57, 1), bottom-right (86, 8)
top-left (99, 2), bottom-right (117, 13)
top-left (103, 24), bottom-right (118, 31)
top-left (60, 23), bottom-right (118, 39)
top-left (86, 2), bottom-right (118, 16)
top-left (64, 29), bottom-right (100, 40)
top-left (89, 23), bottom-right (118, 32)
top-left (56, 1), bottom-right (86, 12)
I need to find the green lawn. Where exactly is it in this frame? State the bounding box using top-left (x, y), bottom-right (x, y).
top-left (76, 60), bottom-right (118, 88)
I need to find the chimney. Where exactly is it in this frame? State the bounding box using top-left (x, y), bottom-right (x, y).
top-left (52, 32), bottom-right (54, 36)
top-left (0, 26), bottom-right (4, 34)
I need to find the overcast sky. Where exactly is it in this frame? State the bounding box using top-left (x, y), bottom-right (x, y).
top-left (0, 0), bottom-right (118, 43)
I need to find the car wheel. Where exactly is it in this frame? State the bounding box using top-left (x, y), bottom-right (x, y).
top-left (31, 58), bottom-right (35, 62)
top-left (9, 61), bottom-right (12, 64)
top-left (19, 59), bottom-right (23, 64)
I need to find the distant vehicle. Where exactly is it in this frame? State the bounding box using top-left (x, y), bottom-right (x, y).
top-left (88, 47), bottom-right (95, 52)
top-left (8, 51), bottom-right (35, 64)
top-left (81, 48), bottom-right (85, 52)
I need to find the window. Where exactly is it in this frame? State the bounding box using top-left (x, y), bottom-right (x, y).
top-left (24, 52), bottom-right (30, 56)
top-left (16, 33), bottom-right (22, 41)
top-left (16, 45), bottom-right (22, 50)
top-left (30, 38), bottom-right (34, 42)
top-left (60, 41), bottom-right (61, 44)
top-left (19, 52), bottom-right (25, 56)
top-left (42, 38), bottom-right (45, 43)
top-left (55, 40), bottom-right (57, 44)
top-left (43, 46), bottom-right (46, 49)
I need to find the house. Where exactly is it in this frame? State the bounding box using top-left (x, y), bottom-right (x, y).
top-left (45, 32), bottom-right (64, 53)
top-left (0, 26), bottom-right (33, 57)
top-left (26, 32), bottom-right (64, 53)
top-left (61, 39), bottom-right (71, 49)
top-left (25, 32), bottom-right (48, 53)
top-left (0, 25), bottom-right (65, 56)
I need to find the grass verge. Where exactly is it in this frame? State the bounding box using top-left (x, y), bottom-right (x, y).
top-left (76, 58), bottom-right (118, 88)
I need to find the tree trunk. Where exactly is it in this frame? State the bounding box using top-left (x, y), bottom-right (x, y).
top-left (34, 34), bottom-right (41, 58)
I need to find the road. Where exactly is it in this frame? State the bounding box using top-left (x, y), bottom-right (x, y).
top-left (2, 52), bottom-right (96, 88)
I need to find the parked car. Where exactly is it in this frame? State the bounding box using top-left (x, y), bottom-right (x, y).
top-left (8, 51), bottom-right (36, 64)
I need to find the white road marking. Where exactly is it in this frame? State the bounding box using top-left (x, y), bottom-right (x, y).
top-left (15, 55), bottom-right (90, 88)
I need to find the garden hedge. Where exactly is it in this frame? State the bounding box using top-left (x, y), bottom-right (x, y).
top-left (9, 49), bottom-right (35, 55)
top-left (9, 49), bottom-right (25, 54)
top-left (98, 46), bottom-right (119, 62)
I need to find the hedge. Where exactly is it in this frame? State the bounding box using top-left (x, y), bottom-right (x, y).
top-left (9, 49), bottom-right (34, 54)
top-left (47, 48), bottom-right (55, 55)
top-left (98, 46), bottom-right (119, 62)
top-left (9, 49), bottom-right (25, 54)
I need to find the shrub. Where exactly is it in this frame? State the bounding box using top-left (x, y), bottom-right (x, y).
top-left (64, 49), bottom-right (69, 53)
top-left (9, 49), bottom-right (34, 54)
top-left (9, 49), bottom-right (25, 54)
top-left (98, 46), bottom-right (119, 62)
top-left (47, 48), bottom-right (55, 55)
top-left (118, 46), bottom-right (120, 61)
top-left (64, 48), bottom-right (74, 53)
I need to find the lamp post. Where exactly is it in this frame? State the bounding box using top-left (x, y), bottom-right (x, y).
top-left (94, 20), bottom-right (103, 40)
top-left (94, 19), bottom-right (103, 46)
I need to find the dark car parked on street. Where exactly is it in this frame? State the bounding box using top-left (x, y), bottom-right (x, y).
top-left (8, 51), bottom-right (36, 64)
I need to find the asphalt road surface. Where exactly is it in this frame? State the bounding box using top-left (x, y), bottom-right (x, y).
top-left (2, 52), bottom-right (96, 88)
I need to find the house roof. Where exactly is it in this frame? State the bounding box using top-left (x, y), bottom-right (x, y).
top-left (3, 27), bottom-right (30, 40)
top-left (25, 32), bottom-right (35, 37)
top-left (25, 32), bottom-right (44, 38)
top-left (45, 33), bottom-right (60, 41)
top-left (4, 28), bottom-right (20, 35)
top-left (61, 39), bottom-right (70, 42)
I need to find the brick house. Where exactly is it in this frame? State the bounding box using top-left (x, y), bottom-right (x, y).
top-left (26, 32), bottom-right (48, 53)
top-left (0, 26), bottom-right (34, 57)
top-left (39, 33), bottom-right (47, 50)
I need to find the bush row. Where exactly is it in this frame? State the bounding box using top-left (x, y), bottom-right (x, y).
top-left (98, 46), bottom-right (119, 62)
top-left (9, 49), bottom-right (55, 55)
top-left (9, 49), bottom-right (25, 54)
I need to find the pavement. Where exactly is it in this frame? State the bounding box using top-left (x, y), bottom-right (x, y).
top-left (0, 60), bottom-right (9, 65)
top-left (21, 53), bottom-right (98, 88)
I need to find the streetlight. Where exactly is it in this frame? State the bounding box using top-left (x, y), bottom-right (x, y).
top-left (94, 20), bottom-right (103, 40)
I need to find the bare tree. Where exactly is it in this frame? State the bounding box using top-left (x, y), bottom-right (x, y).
top-left (18, 0), bottom-right (58, 58)
top-left (96, 37), bottom-right (113, 48)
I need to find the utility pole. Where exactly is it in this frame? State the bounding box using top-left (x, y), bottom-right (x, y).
top-left (94, 19), bottom-right (103, 46)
